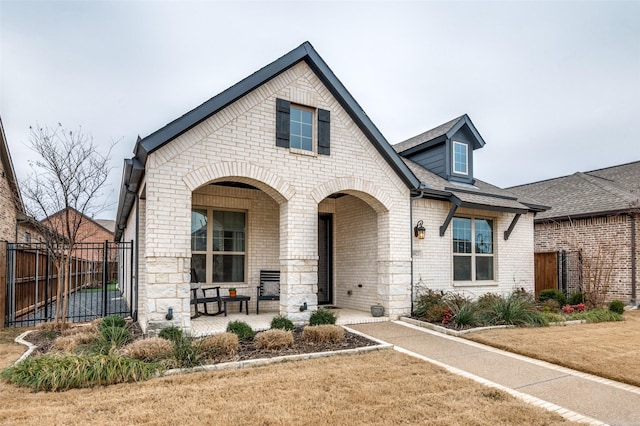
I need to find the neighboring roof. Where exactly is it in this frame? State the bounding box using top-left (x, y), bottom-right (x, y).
top-left (404, 158), bottom-right (546, 214)
top-left (94, 219), bottom-right (116, 233)
top-left (508, 160), bottom-right (640, 221)
top-left (0, 116), bottom-right (24, 214)
top-left (393, 114), bottom-right (485, 155)
top-left (45, 207), bottom-right (115, 236)
top-left (116, 41), bottom-right (421, 241)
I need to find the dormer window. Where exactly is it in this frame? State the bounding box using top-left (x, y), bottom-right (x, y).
top-left (453, 141), bottom-right (468, 175)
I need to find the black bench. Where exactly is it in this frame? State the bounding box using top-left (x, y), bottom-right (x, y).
top-left (256, 270), bottom-right (280, 315)
top-left (190, 286), bottom-right (224, 319)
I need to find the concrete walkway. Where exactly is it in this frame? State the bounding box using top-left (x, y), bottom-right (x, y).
top-left (349, 321), bottom-right (640, 426)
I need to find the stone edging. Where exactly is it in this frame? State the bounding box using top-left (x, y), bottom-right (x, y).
top-left (400, 317), bottom-right (587, 335)
top-left (13, 330), bottom-right (38, 365)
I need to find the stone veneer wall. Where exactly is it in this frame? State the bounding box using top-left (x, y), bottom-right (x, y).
top-left (534, 214), bottom-right (637, 303)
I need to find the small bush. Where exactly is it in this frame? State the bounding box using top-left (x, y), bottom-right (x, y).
top-left (476, 293), bottom-right (502, 310)
top-left (226, 321), bottom-right (255, 341)
top-left (568, 292), bottom-right (584, 305)
top-left (570, 309), bottom-right (624, 323)
top-left (255, 329), bottom-right (294, 350)
top-left (96, 325), bottom-right (131, 353)
top-left (309, 309), bottom-right (337, 326)
top-left (450, 302), bottom-right (480, 328)
top-left (538, 289), bottom-right (567, 306)
top-left (122, 337), bottom-right (175, 362)
top-left (423, 304), bottom-right (447, 323)
top-left (540, 299), bottom-right (560, 312)
top-left (302, 325), bottom-right (344, 344)
top-left (200, 333), bottom-right (239, 359)
top-left (158, 326), bottom-right (184, 343)
top-left (444, 293), bottom-right (472, 310)
top-left (100, 315), bottom-right (127, 330)
top-left (1, 354), bottom-right (159, 391)
top-left (171, 336), bottom-right (203, 368)
top-left (270, 315), bottom-right (295, 331)
top-left (52, 332), bottom-right (97, 353)
top-left (413, 289), bottom-right (446, 318)
top-left (609, 300), bottom-right (625, 315)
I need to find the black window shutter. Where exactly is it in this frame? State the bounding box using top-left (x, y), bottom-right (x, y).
top-left (275, 98), bottom-right (290, 148)
top-left (318, 108), bottom-right (330, 155)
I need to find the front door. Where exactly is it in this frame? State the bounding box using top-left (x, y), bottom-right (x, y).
top-left (317, 214), bottom-right (333, 305)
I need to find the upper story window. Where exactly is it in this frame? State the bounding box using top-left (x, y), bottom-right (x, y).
top-left (452, 217), bottom-right (494, 281)
top-left (290, 105), bottom-right (314, 151)
top-left (276, 98), bottom-right (330, 155)
top-left (453, 141), bottom-right (468, 175)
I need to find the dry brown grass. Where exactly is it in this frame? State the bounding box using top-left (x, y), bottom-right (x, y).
top-left (465, 310), bottom-right (640, 387)
top-left (255, 329), bottom-right (294, 350)
top-left (0, 348), bottom-right (572, 425)
top-left (302, 324), bottom-right (345, 343)
top-left (122, 337), bottom-right (175, 362)
top-left (51, 331), bottom-right (97, 352)
top-left (199, 332), bottom-right (239, 358)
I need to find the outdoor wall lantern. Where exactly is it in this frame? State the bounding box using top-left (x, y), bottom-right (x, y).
top-left (414, 220), bottom-right (426, 239)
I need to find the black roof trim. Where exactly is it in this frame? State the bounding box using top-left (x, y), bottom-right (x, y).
top-left (132, 41), bottom-right (418, 189)
top-left (443, 186), bottom-right (519, 202)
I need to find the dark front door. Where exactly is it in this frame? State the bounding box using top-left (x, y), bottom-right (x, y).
top-left (317, 214), bottom-right (333, 305)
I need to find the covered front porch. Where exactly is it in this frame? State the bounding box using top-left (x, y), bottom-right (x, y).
top-left (190, 307), bottom-right (388, 337)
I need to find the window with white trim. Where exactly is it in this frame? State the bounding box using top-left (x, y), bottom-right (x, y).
top-left (453, 141), bottom-right (468, 175)
top-left (191, 208), bottom-right (246, 283)
top-left (452, 217), bottom-right (494, 281)
top-left (290, 105), bottom-right (314, 151)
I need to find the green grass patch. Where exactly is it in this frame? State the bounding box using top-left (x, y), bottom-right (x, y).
top-left (80, 282), bottom-right (118, 293)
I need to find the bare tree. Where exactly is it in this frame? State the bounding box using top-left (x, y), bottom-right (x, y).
top-left (21, 123), bottom-right (114, 327)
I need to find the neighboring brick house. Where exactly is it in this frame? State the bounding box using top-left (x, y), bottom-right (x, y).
top-left (509, 161), bottom-right (640, 304)
top-left (115, 42), bottom-right (545, 333)
top-left (43, 207), bottom-right (115, 246)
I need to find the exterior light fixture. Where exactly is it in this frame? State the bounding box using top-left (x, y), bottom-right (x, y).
top-left (414, 220), bottom-right (426, 239)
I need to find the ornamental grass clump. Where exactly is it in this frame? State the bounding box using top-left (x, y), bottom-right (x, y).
top-left (122, 337), bottom-right (175, 362)
top-left (570, 308), bottom-right (624, 323)
top-left (200, 333), bottom-right (239, 359)
top-left (52, 331), bottom-right (97, 353)
top-left (1, 353), bottom-right (159, 392)
top-left (255, 329), bottom-right (294, 350)
top-left (158, 326), bottom-right (184, 343)
top-left (480, 291), bottom-right (547, 327)
top-left (302, 325), bottom-right (344, 344)
top-left (449, 302), bottom-right (480, 329)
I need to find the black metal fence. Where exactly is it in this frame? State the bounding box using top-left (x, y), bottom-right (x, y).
top-left (4, 241), bottom-right (136, 327)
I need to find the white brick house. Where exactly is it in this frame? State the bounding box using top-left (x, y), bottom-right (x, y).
top-left (115, 42), bottom-right (545, 333)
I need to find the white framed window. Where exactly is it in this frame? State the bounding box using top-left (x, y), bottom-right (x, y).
top-left (191, 208), bottom-right (246, 284)
top-left (452, 217), bottom-right (494, 281)
top-left (290, 105), bottom-right (314, 152)
top-left (453, 141), bottom-right (468, 175)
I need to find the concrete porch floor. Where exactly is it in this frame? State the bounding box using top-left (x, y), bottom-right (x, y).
top-left (191, 306), bottom-right (388, 337)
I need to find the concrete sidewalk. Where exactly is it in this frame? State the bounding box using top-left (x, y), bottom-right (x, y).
top-left (349, 321), bottom-right (640, 426)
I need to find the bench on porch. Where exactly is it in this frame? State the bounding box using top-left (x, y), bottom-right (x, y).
top-left (256, 270), bottom-right (280, 315)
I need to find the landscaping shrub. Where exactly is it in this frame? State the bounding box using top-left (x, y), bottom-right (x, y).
top-left (413, 288), bottom-right (446, 318)
top-left (226, 321), bottom-right (255, 341)
top-left (255, 329), bottom-right (294, 350)
top-left (570, 309), bottom-right (624, 323)
top-left (476, 293), bottom-right (502, 310)
top-left (200, 333), bottom-right (239, 359)
top-left (568, 292), bottom-right (584, 305)
top-left (96, 325), bottom-right (131, 354)
top-left (609, 300), bottom-right (625, 315)
top-left (270, 315), bottom-right (295, 331)
top-left (309, 309), bottom-right (337, 326)
top-left (172, 336), bottom-right (203, 368)
top-left (538, 289), bottom-right (567, 306)
top-left (100, 315), bottom-right (127, 330)
top-left (122, 337), bottom-right (175, 362)
top-left (302, 325), bottom-right (344, 344)
top-left (158, 326), bottom-right (184, 343)
top-left (450, 302), bottom-right (480, 329)
top-left (52, 332), bottom-right (97, 353)
top-left (1, 354), bottom-right (159, 391)
top-left (480, 291), bottom-right (547, 326)
top-left (539, 299), bottom-right (560, 312)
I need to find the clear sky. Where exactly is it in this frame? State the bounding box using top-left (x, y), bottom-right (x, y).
top-left (1, 0), bottom-right (638, 219)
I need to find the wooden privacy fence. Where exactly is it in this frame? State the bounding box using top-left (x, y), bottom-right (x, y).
top-left (3, 241), bottom-right (135, 327)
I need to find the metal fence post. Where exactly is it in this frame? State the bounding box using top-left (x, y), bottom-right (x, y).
top-left (0, 241), bottom-right (6, 328)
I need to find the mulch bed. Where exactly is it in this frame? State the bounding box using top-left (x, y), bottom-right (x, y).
top-left (21, 323), bottom-right (379, 364)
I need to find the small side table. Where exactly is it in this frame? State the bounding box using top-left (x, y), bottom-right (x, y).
top-left (221, 296), bottom-right (251, 316)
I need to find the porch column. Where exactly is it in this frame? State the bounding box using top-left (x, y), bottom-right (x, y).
top-left (377, 209), bottom-right (412, 318)
top-left (279, 196), bottom-right (318, 322)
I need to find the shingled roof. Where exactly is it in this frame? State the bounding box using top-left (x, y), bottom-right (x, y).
top-left (508, 160), bottom-right (640, 221)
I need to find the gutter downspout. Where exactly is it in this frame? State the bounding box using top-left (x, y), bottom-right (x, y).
top-left (410, 189), bottom-right (425, 315)
top-left (631, 212), bottom-right (637, 305)
top-left (124, 184), bottom-right (140, 321)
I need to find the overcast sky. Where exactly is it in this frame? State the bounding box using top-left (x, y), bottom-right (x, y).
top-left (1, 0), bottom-right (638, 220)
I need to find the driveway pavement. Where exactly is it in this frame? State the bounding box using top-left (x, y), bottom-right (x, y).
top-left (349, 321), bottom-right (640, 426)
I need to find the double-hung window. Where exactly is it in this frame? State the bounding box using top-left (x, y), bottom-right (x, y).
top-left (452, 217), bottom-right (494, 281)
top-left (275, 98), bottom-right (330, 155)
top-left (191, 209), bottom-right (246, 283)
top-left (453, 141), bottom-right (468, 175)
top-left (289, 105), bottom-right (314, 151)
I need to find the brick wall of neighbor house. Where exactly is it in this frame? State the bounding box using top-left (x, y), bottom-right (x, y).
top-left (534, 215), bottom-right (635, 303)
top-left (0, 161), bottom-right (17, 242)
top-left (412, 199), bottom-right (535, 299)
top-left (140, 61), bottom-right (411, 331)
